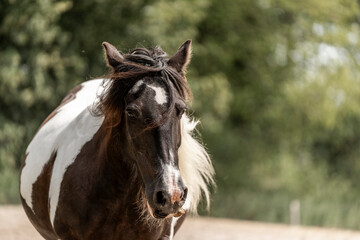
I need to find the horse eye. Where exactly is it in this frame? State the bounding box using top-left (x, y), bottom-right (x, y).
top-left (125, 106), bottom-right (140, 120)
top-left (176, 106), bottom-right (187, 117)
top-left (177, 108), bottom-right (184, 117)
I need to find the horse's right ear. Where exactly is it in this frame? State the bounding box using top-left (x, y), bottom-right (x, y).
top-left (102, 42), bottom-right (124, 69)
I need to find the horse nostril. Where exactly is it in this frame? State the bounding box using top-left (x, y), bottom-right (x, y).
top-left (181, 187), bottom-right (188, 202)
top-left (155, 191), bottom-right (167, 206)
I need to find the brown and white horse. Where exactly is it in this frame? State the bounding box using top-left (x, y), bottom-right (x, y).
top-left (20, 40), bottom-right (214, 240)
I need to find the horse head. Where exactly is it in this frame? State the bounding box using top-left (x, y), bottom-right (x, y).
top-left (100, 40), bottom-right (192, 219)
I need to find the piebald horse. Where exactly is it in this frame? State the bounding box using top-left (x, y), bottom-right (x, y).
top-left (20, 40), bottom-right (214, 240)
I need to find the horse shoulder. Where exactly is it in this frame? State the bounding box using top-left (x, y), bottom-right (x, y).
top-left (20, 79), bottom-right (105, 237)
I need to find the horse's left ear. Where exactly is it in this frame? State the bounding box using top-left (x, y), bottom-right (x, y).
top-left (168, 40), bottom-right (192, 75)
top-left (102, 42), bottom-right (124, 69)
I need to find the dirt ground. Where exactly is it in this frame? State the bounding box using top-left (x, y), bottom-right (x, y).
top-left (2, 205), bottom-right (360, 240)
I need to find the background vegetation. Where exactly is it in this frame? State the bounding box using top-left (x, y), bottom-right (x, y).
top-left (2, 0), bottom-right (360, 230)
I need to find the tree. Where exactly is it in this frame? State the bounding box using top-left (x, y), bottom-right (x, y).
top-left (0, 0), bottom-right (84, 202)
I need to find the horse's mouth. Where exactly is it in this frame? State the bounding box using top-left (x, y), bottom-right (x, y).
top-left (153, 209), bottom-right (186, 219)
top-left (147, 202), bottom-right (186, 219)
top-left (154, 210), bottom-right (168, 219)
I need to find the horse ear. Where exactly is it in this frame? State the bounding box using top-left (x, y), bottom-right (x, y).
top-left (168, 40), bottom-right (192, 74)
top-left (102, 42), bottom-right (124, 69)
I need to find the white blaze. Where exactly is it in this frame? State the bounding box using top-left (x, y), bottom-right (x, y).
top-left (166, 150), bottom-right (179, 192)
top-left (169, 149), bottom-right (175, 164)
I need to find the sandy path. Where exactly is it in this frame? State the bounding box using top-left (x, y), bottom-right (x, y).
top-left (1, 205), bottom-right (360, 240)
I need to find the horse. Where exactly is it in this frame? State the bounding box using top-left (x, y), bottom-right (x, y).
top-left (19, 40), bottom-right (214, 240)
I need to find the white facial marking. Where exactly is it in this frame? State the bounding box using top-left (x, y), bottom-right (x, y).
top-left (129, 80), bottom-right (144, 94)
top-left (148, 85), bottom-right (167, 105)
top-left (20, 79), bottom-right (104, 226)
top-left (169, 216), bottom-right (180, 240)
top-left (129, 80), bottom-right (167, 104)
top-left (169, 149), bottom-right (175, 164)
top-left (164, 164), bottom-right (181, 198)
top-left (164, 150), bottom-right (182, 204)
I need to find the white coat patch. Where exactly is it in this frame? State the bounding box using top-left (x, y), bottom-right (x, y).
top-left (20, 79), bottom-right (105, 226)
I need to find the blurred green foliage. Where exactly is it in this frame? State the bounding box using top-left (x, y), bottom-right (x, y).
top-left (1, 0), bottom-right (360, 230)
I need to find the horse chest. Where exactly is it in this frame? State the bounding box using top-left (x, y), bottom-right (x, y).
top-left (53, 185), bottom-right (171, 240)
top-left (44, 142), bottom-right (170, 239)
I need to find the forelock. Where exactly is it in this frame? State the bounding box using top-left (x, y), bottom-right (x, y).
top-left (95, 45), bottom-right (192, 129)
top-left (124, 47), bottom-right (168, 68)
